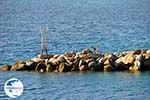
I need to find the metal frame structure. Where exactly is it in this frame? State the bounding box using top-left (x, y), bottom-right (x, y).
top-left (40, 26), bottom-right (48, 55)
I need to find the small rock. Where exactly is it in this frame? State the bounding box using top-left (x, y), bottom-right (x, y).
top-left (79, 65), bottom-right (86, 71)
top-left (1, 64), bottom-right (12, 71)
top-left (134, 49), bottom-right (141, 55)
top-left (129, 66), bottom-right (139, 72)
top-left (133, 60), bottom-right (141, 70)
top-left (104, 65), bottom-right (113, 71)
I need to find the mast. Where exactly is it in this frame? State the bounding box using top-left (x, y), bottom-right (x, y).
top-left (40, 26), bottom-right (48, 55)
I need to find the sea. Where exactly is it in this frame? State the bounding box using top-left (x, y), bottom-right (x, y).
top-left (0, 0), bottom-right (150, 99)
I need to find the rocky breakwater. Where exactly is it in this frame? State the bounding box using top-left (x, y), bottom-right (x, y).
top-left (1, 49), bottom-right (150, 72)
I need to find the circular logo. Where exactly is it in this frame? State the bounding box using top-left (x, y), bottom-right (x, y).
top-left (4, 78), bottom-right (24, 98)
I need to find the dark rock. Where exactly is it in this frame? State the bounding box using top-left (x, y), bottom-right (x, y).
top-left (36, 63), bottom-right (47, 72)
top-left (79, 59), bottom-right (87, 67)
top-left (141, 59), bottom-right (150, 70)
top-left (39, 54), bottom-right (53, 59)
top-left (88, 61), bottom-right (97, 71)
top-left (58, 63), bottom-right (69, 72)
top-left (104, 65), bottom-right (114, 71)
top-left (134, 49), bottom-right (141, 55)
top-left (26, 61), bottom-right (38, 71)
top-left (46, 63), bottom-right (54, 72)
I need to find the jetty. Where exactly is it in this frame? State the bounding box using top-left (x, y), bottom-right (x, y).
top-left (1, 49), bottom-right (150, 72)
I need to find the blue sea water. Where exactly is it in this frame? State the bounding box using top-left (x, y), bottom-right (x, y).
top-left (0, 0), bottom-right (150, 99)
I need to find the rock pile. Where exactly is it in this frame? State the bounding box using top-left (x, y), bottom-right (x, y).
top-left (1, 49), bottom-right (150, 72)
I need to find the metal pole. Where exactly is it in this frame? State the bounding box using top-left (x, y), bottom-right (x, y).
top-left (40, 26), bottom-right (48, 55)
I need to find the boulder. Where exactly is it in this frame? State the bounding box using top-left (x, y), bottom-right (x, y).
top-left (36, 63), bottom-right (47, 72)
top-left (38, 54), bottom-right (53, 59)
top-left (11, 60), bottom-right (27, 71)
top-left (141, 59), bottom-right (150, 70)
top-left (79, 60), bottom-right (86, 67)
top-left (70, 58), bottom-right (80, 71)
top-left (116, 54), bottom-right (135, 65)
top-left (81, 48), bottom-right (92, 54)
top-left (133, 49), bottom-right (142, 55)
top-left (132, 61), bottom-right (141, 71)
top-left (26, 61), bottom-right (38, 71)
top-left (129, 66), bottom-right (139, 72)
top-left (48, 58), bottom-right (59, 66)
top-left (114, 60), bottom-right (129, 71)
top-left (71, 66), bottom-right (79, 71)
top-left (104, 53), bottom-right (117, 63)
top-left (88, 61), bottom-right (96, 68)
top-left (31, 57), bottom-right (42, 62)
top-left (58, 63), bottom-right (69, 72)
top-left (88, 61), bottom-right (97, 71)
top-left (143, 54), bottom-right (150, 60)
top-left (104, 65), bottom-right (113, 71)
top-left (131, 55), bottom-right (145, 71)
top-left (146, 50), bottom-right (150, 55)
top-left (141, 50), bottom-right (147, 54)
top-left (123, 54), bottom-right (135, 64)
top-left (57, 55), bottom-right (65, 63)
top-left (104, 59), bottom-right (110, 65)
top-left (46, 63), bottom-right (54, 72)
top-left (79, 65), bottom-right (86, 71)
top-left (1, 64), bottom-right (12, 71)
top-left (114, 57), bottom-right (123, 67)
top-left (85, 58), bottom-right (94, 63)
top-left (114, 52), bottom-right (124, 58)
top-left (53, 54), bottom-right (59, 58)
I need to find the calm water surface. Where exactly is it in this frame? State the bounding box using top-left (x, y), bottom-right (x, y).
top-left (0, 0), bottom-right (150, 99)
